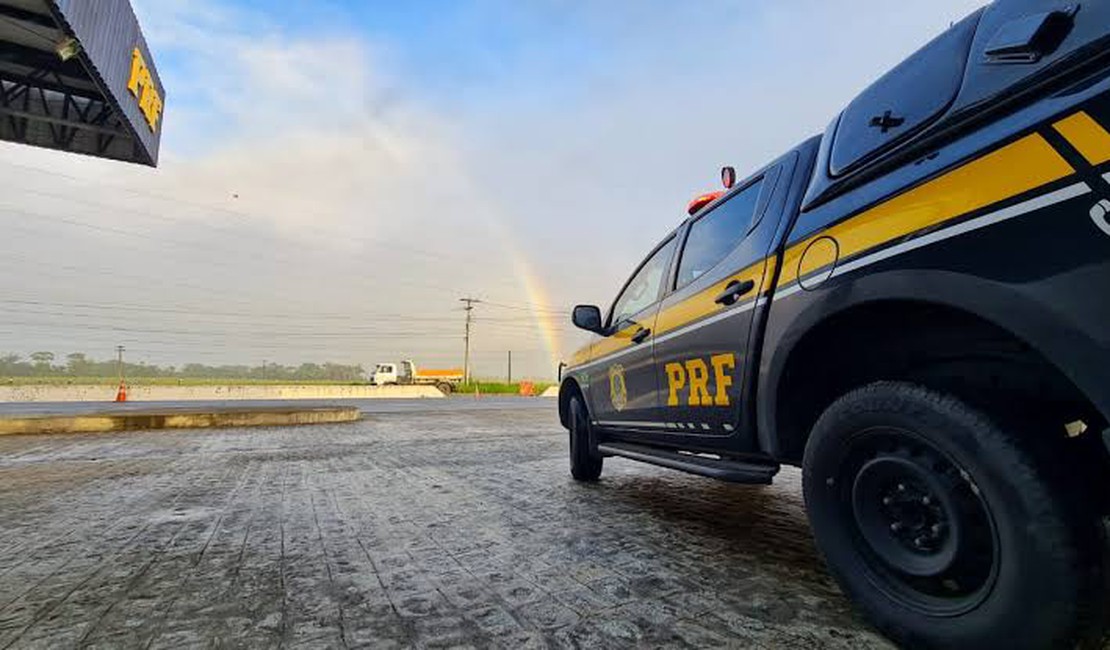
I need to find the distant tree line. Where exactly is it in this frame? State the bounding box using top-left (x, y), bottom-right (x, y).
top-left (0, 352), bottom-right (366, 382)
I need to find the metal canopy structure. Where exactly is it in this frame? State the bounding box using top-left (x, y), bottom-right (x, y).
top-left (0, 0), bottom-right (164, 166)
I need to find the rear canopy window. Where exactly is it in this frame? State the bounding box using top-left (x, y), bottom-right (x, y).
top-left (675, 180), bottom-right (763, 289)
top-left (828, 11), bottom-right (981, 176)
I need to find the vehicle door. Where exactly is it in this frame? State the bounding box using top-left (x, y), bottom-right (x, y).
top-left (586, 235), bottom-right (678, 429)
top-left (399, 362), bottom-right (414, 384)
top-left (651, 158), bottom-right (793, 441)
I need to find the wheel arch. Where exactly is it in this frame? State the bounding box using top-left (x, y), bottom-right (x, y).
top-left (558, 376), bottom-right (586, 429)
top-left (758, 270), bottom-right (1109, 467)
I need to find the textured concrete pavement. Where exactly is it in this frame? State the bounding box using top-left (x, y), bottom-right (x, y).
top-left (0, 405), bottom-right (361, 436)
top-left (0, 396), bottom-right (552, 418)
top-left (0, 403), bottom-right (890, 649)
top-left (0, 384), bottom-right (443, 404)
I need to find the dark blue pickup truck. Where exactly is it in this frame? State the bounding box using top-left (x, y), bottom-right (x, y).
top-left (560, 2), bottom-right (1110, 647)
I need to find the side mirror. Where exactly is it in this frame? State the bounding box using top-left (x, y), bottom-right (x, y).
top-left (571, 305), bottom-right (604, 333)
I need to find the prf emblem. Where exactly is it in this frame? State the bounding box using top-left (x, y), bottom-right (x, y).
top-left (609, 364), bottom-right (628, 412)
top-left (665, 354), bottom-right (736, 407)
top-left (127, 47), bottom-right (163, 132)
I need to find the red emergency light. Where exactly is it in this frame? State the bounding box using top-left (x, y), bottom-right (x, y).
top-left (687, 190), bottom-right (723, 216)
top-left (686, 166), bottom-right (737, 216)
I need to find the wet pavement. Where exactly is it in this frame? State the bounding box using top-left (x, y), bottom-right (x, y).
top-left (0, 396), bottom-right (552, 418)
top-left (0, 402), bottom-right (890, 649)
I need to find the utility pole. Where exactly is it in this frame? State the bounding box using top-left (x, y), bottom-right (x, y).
top-left (507, 351), bottom-right (512, 384)
top-left (459, 297), bottom-right (482, 384)
top-left (114, 345), bottom-right (128, 402)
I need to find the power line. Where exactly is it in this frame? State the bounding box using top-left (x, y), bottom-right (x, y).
top-left (0, 297), bottom-right (531, 324)
top-left (0, 189), bottom-right (575, 316)
top-left (0, 203), bottom-right (478, 297)
top-left (482, 300), bottom-right (571, 314)
top-left (0, 300), bottom-right (572, 340)
top-left (0, 312), bottom-right (569, 344)
top-left (0, 175), bottom-right (535, 293)
top-left (0, 180), bottom-right (460, 267)
top-left (0, 197), bottom-right (574, 314)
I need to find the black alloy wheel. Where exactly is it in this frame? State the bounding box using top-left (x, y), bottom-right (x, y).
top-left (803, 382), bottom-right (1104, 650)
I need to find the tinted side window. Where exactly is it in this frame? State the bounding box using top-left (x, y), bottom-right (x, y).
top-left (610, 237), bottom-right (676, 327)
top-left (675, 180), bottom-right (763, 288)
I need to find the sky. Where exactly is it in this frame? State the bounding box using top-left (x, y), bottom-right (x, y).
top-left (0, 0), bottom-right (985, 379)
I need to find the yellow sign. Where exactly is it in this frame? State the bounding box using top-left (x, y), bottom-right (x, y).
top-left (665, 354), bottom-right (735, 407)
top-left (127, 47), bottom-right (163, 132)
top-left (609, 364), bottom-right (628, 412)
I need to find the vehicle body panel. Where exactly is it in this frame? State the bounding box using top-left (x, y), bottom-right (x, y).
top-left (760, 84), bottom-right (1110, 457)
top-left (575, 233), bottom-right (679, 425)
top-left (562, 0), bottom-right (1110, 466)
top-left (584, 304), bottom-right (661, 425)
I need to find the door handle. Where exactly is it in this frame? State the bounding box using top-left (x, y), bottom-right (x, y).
top-left (631, 328), bottom-right (651, 344)
top-left (714, 279), bottom-right (755, 306)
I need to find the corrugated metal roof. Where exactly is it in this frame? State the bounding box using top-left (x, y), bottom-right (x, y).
top-left (0, 0), bottom-right (164, 165)
top-left (49, 0), bottom-right (164, 163)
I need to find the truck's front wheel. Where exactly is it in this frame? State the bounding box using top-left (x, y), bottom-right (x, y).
top-left (803, 381), bottom-right (1103, 650)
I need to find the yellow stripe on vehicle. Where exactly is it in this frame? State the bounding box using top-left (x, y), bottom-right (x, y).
top-left (777, 134), bottom-right (1073, 288)
top-left (1053, 111), bottom-right (1110, 165)
top-left (568, 133), bottom-right (1075, 371)
top-left (653, 260), bottom-right (767, 337)
top-left (569, 258), bottom-right (771, 368)
top-left (761, 255), bottom-right (780, 293)
top-left (588, 314), bottom-right (657, 361)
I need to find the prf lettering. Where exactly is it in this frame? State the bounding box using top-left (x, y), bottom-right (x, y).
top-left (127, 47), bottom-right (163, 132)
top-left (665, 354), bottom-right (736, 407)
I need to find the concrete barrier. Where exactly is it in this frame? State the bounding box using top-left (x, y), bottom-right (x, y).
top-left (541, 386), bottom-right (560, 398)
top-left (0, 384), bottom-right (443, 403)
top-left (0, 405), bottom-right (361, 436)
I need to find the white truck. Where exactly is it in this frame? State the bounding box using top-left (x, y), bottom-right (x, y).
top-left (370, 360), bottom-right (463, 394)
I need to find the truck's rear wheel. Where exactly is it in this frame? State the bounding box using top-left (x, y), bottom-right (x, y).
top-left (436, 382), bottom-right (453, 395)
top-left (568, 396), bottom-right (602, 482)
top-left (803, 381), bottom-right (1103, 650)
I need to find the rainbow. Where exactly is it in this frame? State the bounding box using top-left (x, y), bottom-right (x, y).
top-left (460, 185), bottom-right (566, 376)
top-left (509, 253), bottom-right (564, 374)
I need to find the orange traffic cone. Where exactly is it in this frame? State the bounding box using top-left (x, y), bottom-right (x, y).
top-left (115, 381), bottom-right (128, 402)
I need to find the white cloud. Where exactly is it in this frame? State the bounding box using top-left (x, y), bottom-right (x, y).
top-left (0, 0), bottom-right (986, 378)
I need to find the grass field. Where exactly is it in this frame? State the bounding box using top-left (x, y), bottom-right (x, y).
top-left (456, 381), bottom-right (554, 395)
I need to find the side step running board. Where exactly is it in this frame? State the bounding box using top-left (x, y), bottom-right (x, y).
top-left (597, 442), bottom-right (779, 484)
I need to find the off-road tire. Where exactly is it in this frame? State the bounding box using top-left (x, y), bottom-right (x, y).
top-left (803, 381), bottom-right (1104, 650)
top-left (569, 396), bottom-right (602, 482)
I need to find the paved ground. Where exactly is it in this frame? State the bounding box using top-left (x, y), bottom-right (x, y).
top-left (0, 402), bottom-right (891, 649)
top-left (0, 396), bottom-right (551, 418)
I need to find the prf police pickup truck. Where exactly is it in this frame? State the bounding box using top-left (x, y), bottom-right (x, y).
top-left (559, 2), bottom-right (1110, 648)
